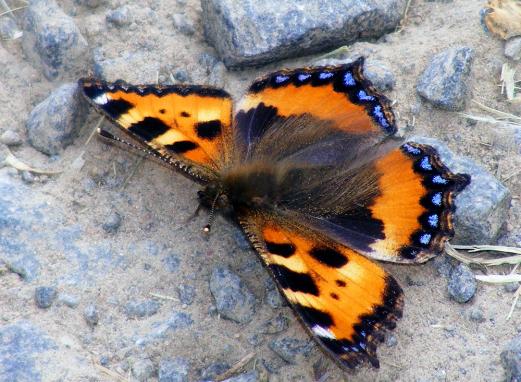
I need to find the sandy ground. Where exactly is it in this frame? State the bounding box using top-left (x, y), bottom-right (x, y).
top-left (1, 0), bottom-right (521, 381)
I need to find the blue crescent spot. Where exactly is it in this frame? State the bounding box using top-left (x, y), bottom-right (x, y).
top-left (319, 72), bottom-right (334, 80)
top-left (420, 156), bottom-right (433, 171)
top-left (373, 105), bottom-right (390, 129)
top-left (432, 175), bottom-right (448, 185)
top-left (358, 90), bottom-right (375, 101)
top-left (419, 233), bottom-right (432, 245)
top-left (297, 73), bottom-right (311, 82)
top-left (432, 192), bottom-right (442, 206)
top-left (343, 72), bottom-right (355, 86)
top-left (275, 75), bottom-right (290, 84)
top-left (403, 143), bottom-right (422, 155)
top-left (428, 214), bottom-right (439, 228)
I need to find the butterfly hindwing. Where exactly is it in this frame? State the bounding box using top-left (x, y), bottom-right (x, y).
top-left (79, 78), bottom-right (234, 181)
top-left (239, 213), bottom-right (404, 369)
top-left (234, 57), bottom-right (396, 155)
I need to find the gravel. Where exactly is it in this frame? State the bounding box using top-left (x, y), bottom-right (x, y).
top-left (131, 358), bottom-right (156, 381)
top-left (222, 371), bottom-right (259, 382)
top-left (158, 357), bottom-right (189, 382)
top-left (0, 130), bottom-right (23, 146)
top-left (448, 264), bottom-right (477, 303)
top-left (209, 266), bottom-right (256, 324)
top-left (34, 286), bottom-right (57, 309)
top-left (416, 46), bottom-right (474, 111)
top-left (102, 211), bottom-right (122, 233)
top-left (201, 0), bottom-right (407, 68)
top-left (268, 337), bottom-right (313, 364)
top-left (501, 335), bottom-right (521, 382)
top-left (259, 313), bottom-right (289, 334)
top-left (124, 299), bottom-right (161, 319)
top-left (176, 284), bottom-right (196, 305)
top-left (26, 83), bottom-right (87, 155)
top-left (84, 304), bottom-right (100, 327)
top-left (172, 13), bottom-right (195, 36)
top-left (106, 6), bottom-right (133, 27)
top-left (22, 0), bottom-right (88, 80)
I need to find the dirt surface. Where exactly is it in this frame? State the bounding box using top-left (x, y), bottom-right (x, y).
top-left (1, 0), bottom-right (521, 381)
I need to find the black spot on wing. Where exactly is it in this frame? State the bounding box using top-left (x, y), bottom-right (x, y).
top-left (195, 120), bottom-right (222, 140)
top-left (269, 264), bottom-right (319, 296)
top-left (309, 247), bottom-right (348, 268)
top-left (103, 99), bottom-right (134, 119)
top-left (180, 111), bottom-right (191, 117)
top-left (336, 280), bottom-right (346, 287)
top-left (81, 82), bottom-right (104, 99)
top-left (297, 305), bottom-right (334, 328)
top-left (165, 140), bottom-right (198, 154)
top-left (266, 241), bottom-right (296, 258)
top-left (128, 117), bottom-right (170, 141)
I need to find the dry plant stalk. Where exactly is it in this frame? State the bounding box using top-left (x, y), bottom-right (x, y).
top-left (501, 63), bottom-right (517, 101)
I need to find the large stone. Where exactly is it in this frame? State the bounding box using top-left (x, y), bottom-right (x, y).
top-left (201, 0), bottom-right (407, 68)
top-left (410, 136), bottom-right (511, 244)
top-left (416, 47), bottom-right (474, 111)
top-left (501, 335), bottom-right (521, 382)
top-left (22, 0), bottom-right (88, 80)
top-left (26, 83), bottom-right (87, 155)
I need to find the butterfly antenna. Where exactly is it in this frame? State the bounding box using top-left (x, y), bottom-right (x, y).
top-left (97, 127), bottom-right (174, 167)
top-left (203, 192), bottom-right (220, 233)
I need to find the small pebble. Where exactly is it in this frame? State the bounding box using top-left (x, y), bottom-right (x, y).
top-left (385, 334), bottom-right (398, 347)
top-left (163, 254), bottom-right (181, 272)
top-left (172, 13), bottom-right (195, 36)
top-left (504, 282), bottom-right (520, 293)
top-left (200, 361), bottom-right (229, 380)
top-left (259, 313), bottom-right (289, 334)
top-left (84, 304), bottom-right (100, 327)
top-left (102, 211), bottom-right (122, 233)
top-left (35, 286), bottom-right (57, 309)
top-left (21, 171), bottom-right (36, 184)
top-left (268, 337), bottom-right (312, 364)
top-left (131, 358), bottom-right (155, 382)
top-left (0, 130), bottom-right (23, 146)
top-left (501, 334), bottom-right (521, 382)
top-left (176, 284), bottom-right (195, 305)
top-left (58, 293), bottom-right (80, 308)
top-left (0, 16), bottom-right (22, 40)
top-left (125, 299), bottom-right (160, 319)
top-left (432, 254), bottom-right (453, 278)
top-left (448, 264), bottom-right (476, 303)
top-left (363, 60), bottom-right (395, 91)
top-left (505, 37), bottom-right (521, 61)
top-left (158, 357), bottom-right (189, 382)
top-left (99, 355), bottom-right (110, 366)
top-left (469, 307), bottom-right (486, 323)
top-left (106, 6), bottom-right (132, 27)
top-left (173, 69), bottom-right (191, 83)
top-left (167, 311), bottom-right (193, 330)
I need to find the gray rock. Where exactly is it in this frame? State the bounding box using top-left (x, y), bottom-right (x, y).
top-left (416, 47), bottom-right (474, 111)
top-left (106, 6), bottom-right (133, 27)
top-left (163, 254), bottom-right (181, 272)
top-left (0, 16), bottom-right (22, 40)
top-left (0, 130), bottom-right (23, 146)
top-left (448, 264), bottom-right (476, 303)
top-left (84, 304), bottom-right (100, 327)
top-left (34, 286), bottom-right (57, 308)
top-left (199, 52), bottom-right (219, 73)
top-left (125, 299), bottom-right (161, 318)
top-left (410, 136), bottom-right (511, 244)
top-left (268, 337), bottom-right (312, 364)
top-left (58, 293), bottom-right (80, 308)
top-left (158, 357), bottom-right (189, 382)
top-left (176, 284), bottom-right (195, 305)
top-left (173, 69), bottom-right (191, 83)
top-left (200, 361), bottom-right (229, 380)
top-left (363, 60), bottom-right (396, 91)
top-left (265, 279), bottom-right (285, 309)
top-left (208, 62), bottom-right (227, 88)
top-left (172, 13), bottom-right (195, 36)
top-left (505, 37), bottom-right (521, 61)
top-left (505, 283), bottom-right (520, 293)
top-left (222, 371), bottom-right (259, 382)
top-left (386, 334), bottom-right (398, 347)
top-left (102, 211), bottom-right (122, 233)
top-left (26, 83), bottom-right (87, 155)
top-left (259, 313), bottom-right (289, 334)
top-left (131, 358), bottom-right (155, 382)
top-left (432, 255), bottom-right (454, 278)
top-left (21, 171), bottom-right (36, 184)
top-left (469, 307), bottom-right (486, 323)
top-left (0, 321), bottom-right (57, 381)
top-left (166, 311), bottom-right (193, 330)
top-left (209, 266), bottom-right (256, 323)
top-left (22, 0), bottom-right (88, 80)
top-left (501, 335), bottom-right (521, 382)
top-left (201, 0), bottom-right (407, 68)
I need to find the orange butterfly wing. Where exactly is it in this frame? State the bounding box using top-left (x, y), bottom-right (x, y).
top-left (239, 213), bottom-right (403, 368)
top-left (79, 79), bottom-right (234, 181)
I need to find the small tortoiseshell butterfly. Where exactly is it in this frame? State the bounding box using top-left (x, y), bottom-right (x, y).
top-left (79, 57), bottom-right (470, 369)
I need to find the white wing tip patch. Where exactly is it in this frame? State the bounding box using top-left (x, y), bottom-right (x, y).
top-left (312, 325), bottom-right (336, 340)
top-left (93, 93), bottom-right (110, 105)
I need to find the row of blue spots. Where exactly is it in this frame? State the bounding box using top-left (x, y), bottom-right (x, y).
top-left (402, 143), bottom-right (422, 156)
top-left (358, 90), bottom-right (375, 102)
top-left (431, 192), bottom-right (442, 206)
top-left (372, 105), bottom-right (391, 131)
top-left (275, 74), bottom-right (290, 84)
top-left (318, 72), bottom-right (334, 80)
top-left (419, 156), bottom-right (433, 171)
top-left (432, 175), bottom-right (449, 185)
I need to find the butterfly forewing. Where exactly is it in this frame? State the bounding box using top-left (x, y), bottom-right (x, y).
top-left (80, 79), bottom-right (234, 181)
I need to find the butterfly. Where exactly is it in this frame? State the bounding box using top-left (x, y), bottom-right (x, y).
top-left (79, 57), bottom-right (470, 370)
